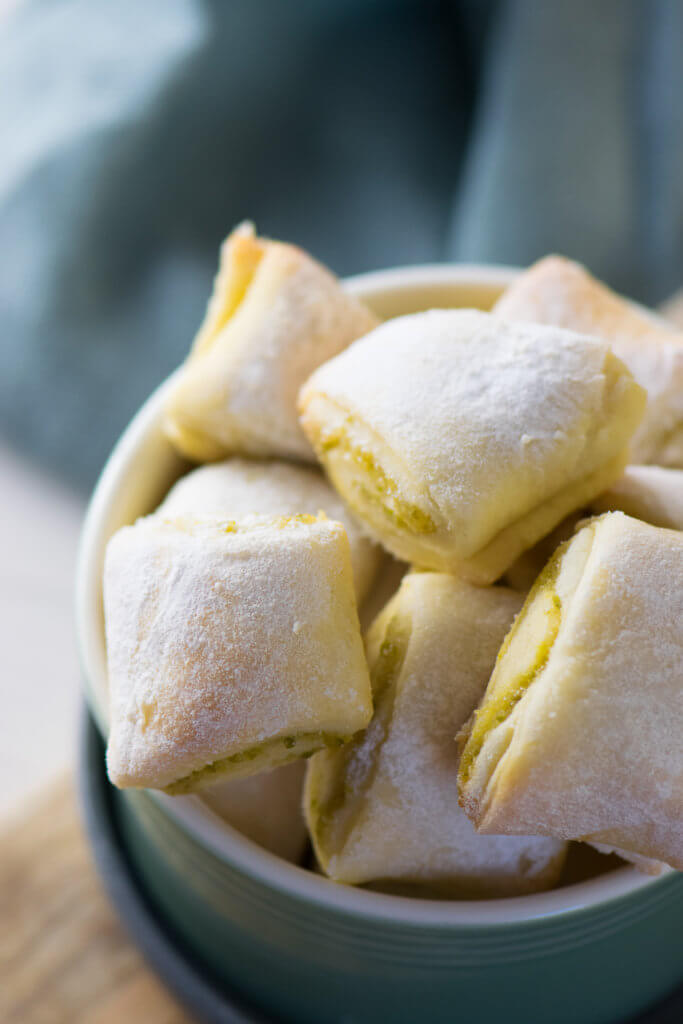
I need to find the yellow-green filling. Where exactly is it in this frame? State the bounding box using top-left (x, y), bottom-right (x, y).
top-left (164, 514), bottom-right (322, 538)
top-left (274, 513), bottom-right (321, 528)
top-left (319, 425), bottom-right (436, 536)
top-left (309, 613), bottom-right (411, 853)
top-left (192, 230), bottom-right (265, 358)
top-left (459, 548), bottom-right (564, 787)
top-left (165, 731), bottom-right (348, 795)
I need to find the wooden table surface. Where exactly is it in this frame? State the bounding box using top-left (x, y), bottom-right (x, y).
top-left (0, 777), bottom-right (194, 1024)
top-left (0, 442), bottom-right (82, 821)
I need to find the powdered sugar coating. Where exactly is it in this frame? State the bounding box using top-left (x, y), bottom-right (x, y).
top-left (495, 255), bottom-right (683, 466)
top-left (300, 308), bottom-right (644, 578)
top-left (158, 457), bottom-right (381, 603)
top-left (463, 512), bottom-right (683, 870)
top-left (306, 573), bottom-right (566, 893)
top-left (165, 223), bottom-right (378, 462)
top-left (105, 514), bottom-right (372, 790)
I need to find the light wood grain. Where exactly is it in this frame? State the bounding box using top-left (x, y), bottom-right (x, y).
top-left (0, 777), bottom-right (193, 1024)
top-left (0, 442), bottom-right (83, 820)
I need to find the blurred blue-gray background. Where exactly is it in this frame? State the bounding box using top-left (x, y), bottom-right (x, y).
top-left (2, 0), bottom-right (683, 487)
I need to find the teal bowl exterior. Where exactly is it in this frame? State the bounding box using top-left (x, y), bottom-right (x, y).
top-left (114, 782), bottom-right (683, 1024)
top-left (78, 264), bottom-right (683, 1024)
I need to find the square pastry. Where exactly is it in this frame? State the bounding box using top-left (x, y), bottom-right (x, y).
top-left (305, 572), bottom-right (567, 896)
top-left (459, 512), bottom-right (683, 871)
top-left (300, 309), bottom-right (645, 582)
top-left (495, 255), bottom-right (683, 467)
top-left (164, 222), bottom-right (377, 463)
top-left (104, 514), bottom-right (373, 792)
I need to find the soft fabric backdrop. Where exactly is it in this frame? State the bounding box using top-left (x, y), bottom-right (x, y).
top-left (1, 0), bottom-right (682, 488)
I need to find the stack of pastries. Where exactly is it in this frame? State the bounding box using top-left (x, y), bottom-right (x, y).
top-left (103, 227), bottom-right (683, 892)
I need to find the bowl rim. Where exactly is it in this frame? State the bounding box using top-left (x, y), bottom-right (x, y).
top-left (75, 260), bottom-right (672, 928)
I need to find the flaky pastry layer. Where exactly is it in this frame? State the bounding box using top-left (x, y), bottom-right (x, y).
top-left (306, 572), bottom-right (566, 895)
top-left (299, 309), bottom-right (645, 581)
top-left (458, 513), bottom-right (683, 871)
top-left (105, 514), bottom-right (373, 790)
top-left (165, 222), bottom-right (377, 463)
top-left (495, 255), bottom-right (683, 467)
top-left (159, 457), bottom-right (381, 603)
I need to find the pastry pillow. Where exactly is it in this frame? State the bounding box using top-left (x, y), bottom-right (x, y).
top-left (104, 514), bottom-right (373, 792)
top-left (159, 457), bottom-right (381, 603)
top-left (494, 255), bottom-right (683, 467)
top-left (299, 309), bottom-right (645, 583)
top-left (164, 222), bottom-right (378, 463)
top-left (458, 513), bottom-right (683, 871)
top-left (305, 572), bottom-right (567, 895)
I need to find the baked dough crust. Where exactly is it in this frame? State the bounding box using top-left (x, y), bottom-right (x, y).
top-left (502, 513), bottom-right (583, 592)
top-left (505, 464), bottom-right (683, 591)
top-left (458, 512), bottom-right (683, 870)
top-left (299, 309), bottom-right (645, 582)
top-left (105, 514), bottom-right (373, 791)
top-left (495, 256), bottom-right (683, 467)
top-left (305, 572), bottom-right (567, 895)
top-left (159, 457), bottom-right (381, 603)
top-left (164, 222), bottom-right (378, 463)
top-left (200, 761), bottom-right (307, 863)
top-left (591, 464), bottom-right (683, 531)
